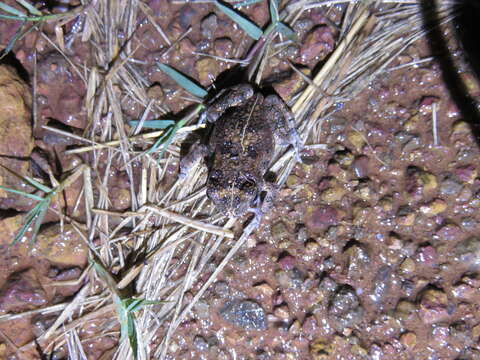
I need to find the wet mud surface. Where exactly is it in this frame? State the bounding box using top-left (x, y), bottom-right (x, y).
top-left (0, 0), bottom-right (479, 359)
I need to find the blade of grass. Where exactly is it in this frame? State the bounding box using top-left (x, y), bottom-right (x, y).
top-left (15, 0), bottom-right (41, 15)
top-left (276, 22), bottom-right (296, 40)
top-left (28, 199), bottom-right (49, 244)
top-left (233, 0), bottom-right (263, 8)
top-left (0, 22), bottom-right (37, 60)
top-left (215, 0), bottom-right (263, 40)
top-left (157, 63), bottom-right (207, 98)
top-left (0, 13), bottom-right (61, 21)
top-left (0, 2), bottom-right (25, 16)
top-left (0, 164), bottom-right (52, 193)
top-left (0, 185), bottom-right (44, 201)
top-left (12, 201), bottom-right (44, 245)
top-left (269, 0), bottom-right (279, 25)
top-left (128, 119), bottom-right (176, 129)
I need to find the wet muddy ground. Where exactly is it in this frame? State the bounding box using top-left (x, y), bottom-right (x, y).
top-left (0, 0), bottom-right (479, 359)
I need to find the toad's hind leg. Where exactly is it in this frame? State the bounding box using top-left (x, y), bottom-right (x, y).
top-left (204, 84), bottom-right (254, 123)
top-left (264, 95), bottom-right (303, 161)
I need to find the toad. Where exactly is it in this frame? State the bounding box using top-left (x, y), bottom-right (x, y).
top-left (180, 84), bottom-right (302, 217)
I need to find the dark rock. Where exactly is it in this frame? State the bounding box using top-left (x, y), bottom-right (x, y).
top-left (193, 335), bottom-right (209, 351)
top-left (352, 155), bottom-right (369, 178)
top-left (328, 285), bottom-right (364, 332)
top-left (220, 299), bottom-right (267, 330)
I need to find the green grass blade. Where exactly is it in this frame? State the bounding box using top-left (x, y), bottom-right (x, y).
top-left (0, 2), bottom-right (26, 16)
top-left (0, 21), bottom-right (33, 60)
top-left (276, 22), bottom-right (296, 40)
top-left (127, 314), bottom-right (138, 359)
top-left (0, 12), bottom-right (61, 21)
top-left (0, 164), bottom-right (52, 193)
top-left (146, 126), bottom-right (173, 154)
top-left (269, 0), bottom-right (279, 25)
top-left (233, 0), bottom-right (263, 9)
top-left (22, 175), bottom-right (52, 193)
top-left (0, 185), bottom-right (44, 201)
top-left (128, 119), bottom-right (176, 129)
top-left (157, 63), bottom-right (207, 98)
top-left (12, 202), bottom-right (43, 245)
top-left (15, 0), bottom-right (41, 15)
top-left (28, 199), bottom-right (49, 243)
top-left (215, 0), bottom-right (263, 40)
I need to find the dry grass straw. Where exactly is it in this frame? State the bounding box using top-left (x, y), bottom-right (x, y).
top-left (12, 0), bottom-right (456, 358)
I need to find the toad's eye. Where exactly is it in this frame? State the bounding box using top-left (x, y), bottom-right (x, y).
top-left (247, 145), bottom-right (257, 158)
top-left (220, 141), bottom-right (234, 155)
top-left (209, 170), bottom-right (222, 185)
top-left (238, 178), bottom-right (256, 191)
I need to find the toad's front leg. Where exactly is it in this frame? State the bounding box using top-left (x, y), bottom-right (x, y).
top-left (264, 95), bottom-right (303, 161)
top-left (248, 181), bottom-right (278, 228)
top-left (203, 84), bottom-right (254, 123)
top-left (179, 142), bottom-right (210, 179)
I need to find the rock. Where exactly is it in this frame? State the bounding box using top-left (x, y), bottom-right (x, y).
top-left (214, 37), bottom-right (233, 58)
top-left (451, 120), bottom-right (470, 135)
top-left (400, 332), bottom-right (417, 349)
top-left (344, 243), bottom-right (370, 277)
top-left (305, 205), bottom-right (339, 233)
top-left (273, 67), bottom-right (310, 102)
top-left (271, 222), bottom-right (289, 240)
top-left (310, 339), bottom-right (333, 359)
top-left (455, 237), bottom-right (480, 270)
top-left (201, 13), bottom-right (217, 39)
top-left (273, 305), bottom-right (290, 320)
top-left (0, 269), bottom-right (47, 314)
top-left (419, 287), bottom-right (449, 324)
top-left (399, 258), bottom-right (415, 275)
top-left (328, 285), bottom-right (364, 333)
top-left (195, 57), bottom-right (219, 86)
top-left (454, 165), bottom-right (477, 184)
top-left (395, 300), bottom-right (416, 321)
top-left (347, 132), bottom-right (365, 152)
top-left (440, 174), bottom-right (463, 196)
top-left (405, 167), bottom-right (437, 201)
top-left (278, 253), bottom-right (296, 270)
top-left (435, 224), bottom-right (462, 242)
top-left (193, 335), bottom-right (209, 351)
top-left (333, 149), bottom-right (354, 167)
top-left (419, 199), bottom-right (447, 217)
top-left (414, 245), bottom-right (438, 267)
top-left (253, 282), bottom-right (274, 298)
top-left (220, 299), bottom-right (267, 330)
top-left (0, 64), bottom-right (34, 211)
top-left (418, 96), bottom-right (440, 115)
top-left (275, 268), bottom-right (305, 289)
top-left (0, 214), bottom-right (24, 247)
top-left (147, 83), bottom-right (164, 104)
top-left (33, 224), bottom-right (88, 267)
top-left (302, 315), bottom-right (318, 337)
top-left (299, 25), bottom-right (335, 64)
top-left (369, 266), bottom-right (393, 310)
top-left (305, 239), bottom-right (319, 253)
top-left (352, 156), bottom-right (369, 178)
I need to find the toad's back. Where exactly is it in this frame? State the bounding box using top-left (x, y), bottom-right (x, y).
top-left (209, 94), bottom-right (275, 175)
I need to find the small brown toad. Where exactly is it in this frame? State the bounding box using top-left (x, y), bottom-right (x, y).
top-left (180, 84), bottom-right (301, 217)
